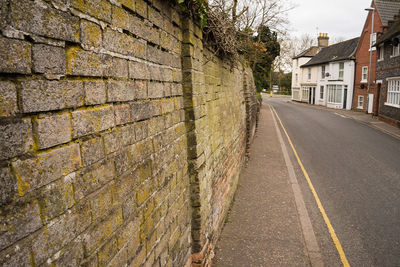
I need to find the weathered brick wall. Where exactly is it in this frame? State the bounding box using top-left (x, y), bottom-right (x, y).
top-left (376, 42), bottom-right (400, 127)
top-left (0, 1), bottom-right (259, 266)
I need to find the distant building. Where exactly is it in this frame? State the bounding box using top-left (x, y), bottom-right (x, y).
top-left (374, 18), bottom-right (400, 127)
top-left (301, 37), bottom-right (360, 110)
top-left (291, 33), bottom-right (329, 103)
top-left (353, 0), bottom-right (400, 113)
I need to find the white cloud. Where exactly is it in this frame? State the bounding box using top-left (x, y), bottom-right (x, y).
top-left (288, 0), bottom-right (371, 41)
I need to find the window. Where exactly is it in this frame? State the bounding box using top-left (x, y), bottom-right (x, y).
top-left (358, 96), bottom-right (364, 109)
top-left (321, 65), bottom-right (326, 78)
top-left (339, 62), bottom-right (344, 79)
top-left (302, 87), bottom-right (309, 100)
top-left (378, 45), bottom-right (384, 61)
top-left (308, 68), bottom-right (311, 80)
top-left (320, 86), bottom-right (324, 99)
top-left (327, 85), bottom-right (343, 103)
top-left (362, 66), bottom-right (368, 82)
top-left (370, 33), bottom-right (377, 51)
top-left (392, 44), bottom-right (400, 57)
top-left (292, 88), bottom-right (300, 100)
top-left (386, 78), bottom-right (400, 107)
top-left (295, 73), bottom-right (298, 84)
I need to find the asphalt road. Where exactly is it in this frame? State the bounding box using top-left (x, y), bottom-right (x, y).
top-left (265, 97), bottom-right (400, 266)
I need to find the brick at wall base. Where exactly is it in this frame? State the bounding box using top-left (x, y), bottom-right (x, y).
top-left (378, 114), bottom-right (400, 128)
top-left (187, 239), bottom-right (214, 267)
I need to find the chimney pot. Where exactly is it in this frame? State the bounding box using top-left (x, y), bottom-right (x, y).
top-left (318, 33), bottom-right (329, 47)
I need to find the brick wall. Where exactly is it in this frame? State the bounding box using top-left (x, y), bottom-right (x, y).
top-left (0, 1), bottom-right (259, 266)
top-left (376, 42), bottom-right (400, 127)
top-left (353, 3), bottom-right (382, 111)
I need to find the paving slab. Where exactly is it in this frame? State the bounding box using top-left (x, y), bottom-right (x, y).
top-left (213, 103), bottom-right (314, 266)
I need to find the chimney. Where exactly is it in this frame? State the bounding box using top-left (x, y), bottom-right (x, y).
top-left (318, 33), bottom-right (329, 47)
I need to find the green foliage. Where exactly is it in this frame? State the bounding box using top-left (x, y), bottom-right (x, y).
top-left (239, 25), bottom-right (280, 92)
top-left (257, 92), bottom-right (263, 103)
top-left (270, 71), bottom-right (291, 93)
top-left (279, 72), bottom-right (292, 92)
top-left (175, 0), bottom-right (208, 28)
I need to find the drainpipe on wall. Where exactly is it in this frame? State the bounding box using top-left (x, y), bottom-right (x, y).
top-left (365, 7), bottom-right (375, 114)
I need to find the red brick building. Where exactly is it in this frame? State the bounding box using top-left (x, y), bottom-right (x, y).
top-left (353, 0), bottom-right (400, 113)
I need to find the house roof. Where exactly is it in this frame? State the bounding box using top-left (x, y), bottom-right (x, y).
top-left (375, 0), bottom-right (400, 27)
top-left (292, 46), bottom-right (320, 59)
top-left (375, 19), bottom-right (400, 45)
top-left (301, 37), bottom-right (360, 67)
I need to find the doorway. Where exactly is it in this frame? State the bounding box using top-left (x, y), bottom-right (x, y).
top-left (367, 93), bottom-right (374, 113)
top-left (343, 88), bottom-right (347, 109)
top-left (374, 84), bottom-right (381, 116)
top-left (309, 87), bottom-right (316, 104)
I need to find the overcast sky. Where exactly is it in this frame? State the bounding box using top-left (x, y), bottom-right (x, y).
top-left (287, 0), bottom-right (372, 42)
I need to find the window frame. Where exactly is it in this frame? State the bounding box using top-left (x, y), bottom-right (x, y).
top-left (357, 95), bottom-right (364, 109)
top-left (392, 43), bottom-right (400, 57)
top-left (361, 66), bottom-right (368, 82)
top-left (378, 45), bottom-right (384, 61)
top-left (320, 85), bottom-right (324, 99)
top-left (321, 65), bottom-right (325, 79)
top-left (385, 77), bottom-right (400, 108)
top-left (369, 33), bottom-right (377, 51)
top-left (327, 84), bottom-right (343, 104)
top-left (302, 87), bottom-right (310, 100)
top-left (339, 62), bottom-right (344, 79)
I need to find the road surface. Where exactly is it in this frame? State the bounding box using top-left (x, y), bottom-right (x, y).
top-left (266, 97), bottom-right (400, 266)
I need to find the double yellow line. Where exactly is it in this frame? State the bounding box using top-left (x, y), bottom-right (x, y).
top-left (270, 105), bottom-right (350, 267)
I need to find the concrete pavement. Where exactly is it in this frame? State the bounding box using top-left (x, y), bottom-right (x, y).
top-left (213, 102), bottom-right (321, 266)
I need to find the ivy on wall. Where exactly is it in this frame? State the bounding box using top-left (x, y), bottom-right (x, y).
top-left (175, 0), bottom-right (208, 28)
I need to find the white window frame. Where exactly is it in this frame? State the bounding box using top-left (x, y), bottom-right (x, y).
top-left (301, 87), bottom-right (310, 101)
top-left (357, 95), bottom-right (364, 109)
top-left (327, 85), bottom-right (343, 104)
top-left (369, 33), bottom-right (377, 51)
top-left (378, 45), bottom-right (384, 61)
top-left (339, 62), bottom-right (344, 79)
top-left (361, 66), bottom-right (368, 82)
top-left (320, 85), bottom-right (324, 99)
top-left (308, 68), bottom-right (311, 80)
top-left (392, 44), bottom-right (400, 57)
top-left (385, 77), bottom-right (400, 108)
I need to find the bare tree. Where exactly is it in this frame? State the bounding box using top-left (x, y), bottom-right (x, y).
top-left (209, 0), bottom-right (294, 33)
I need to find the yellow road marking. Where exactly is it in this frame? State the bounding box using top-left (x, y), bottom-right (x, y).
top-left (270, 105), bottom-right (350, 267)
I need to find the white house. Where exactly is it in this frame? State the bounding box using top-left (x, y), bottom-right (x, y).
top-left (300, 37), bottom-right (360, 110)
top-left (291, 33), bottom-right (329, 103)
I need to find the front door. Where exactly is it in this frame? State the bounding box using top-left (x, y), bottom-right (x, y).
top-left (374, 84), bottom-right (381, 116)
top-left (343, 88), bottom-right (347, 109)
top-left (368, 93), bottom-right (374, 113)
top-left (309, 87), bottom-right (315, 104)
top-left (312, 87), bottom-right (316, 104)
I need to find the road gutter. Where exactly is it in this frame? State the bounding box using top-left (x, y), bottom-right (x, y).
top-left (269, 104), bottom-right (324, 267)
